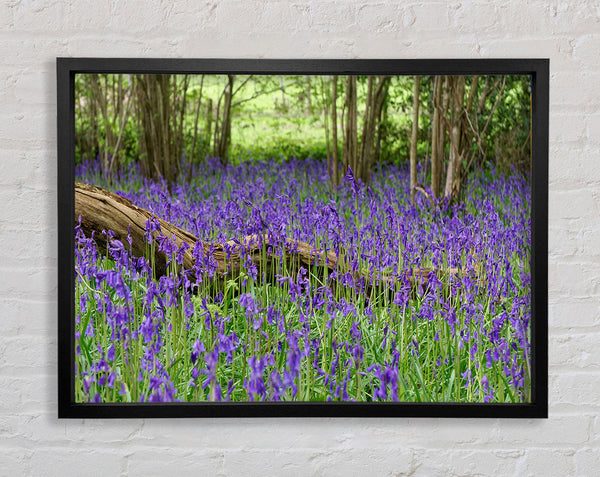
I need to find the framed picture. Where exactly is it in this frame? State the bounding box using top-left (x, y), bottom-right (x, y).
top-left (57, 58), bottom-right (548, 418)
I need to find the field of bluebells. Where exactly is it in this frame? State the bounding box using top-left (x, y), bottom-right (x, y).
top-left (74, 157), bottom-right (531, 403)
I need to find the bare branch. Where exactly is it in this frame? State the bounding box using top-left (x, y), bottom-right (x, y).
top-left (232, 86), bottom-right (285, 108)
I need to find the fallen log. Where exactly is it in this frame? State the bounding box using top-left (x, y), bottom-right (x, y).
top-left (75, 182), bottom-right (475, 294)
top-left (75, 182), bottom-right (342, 285)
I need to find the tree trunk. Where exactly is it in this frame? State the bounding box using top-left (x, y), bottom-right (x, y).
top-left (331, 76), bottom-right (339, 186)
top-left (374, 102), bottom-right (386, 169)
top-left (359, 76), bottom-right (390, 184)
top-left (75, 75), bottom-right (100, 163)
top-left (444, 76), bottom-right (466, 199)
top-left (430, 75), bottom-right (444, 198)
top-left (465, 75), bottom-right (479, 114)
top-left (135, 74), bottom-right (183, 185)
top-left (89, 75), bottom-right (115, 178)
top-left (189, 75), bottom-right (205, 180)
top-left (89, 77), bottom-right (99, 161)
top-left (215, 75), bottom-right (235, 165)
top-left (305, 75), bottom-right (312, 117)
top-left (108, 77), bottom-right (135, 176)
top-left (205, 97), bottom-right (213, 156)
top-left (358, 77), bottom-right (374, 182)
top-left (322, 77), bottom-right (331, 180)
top-left (410, 76), bottom-right (420, 205)
top-left (279, 75), bottom-right (287, 110)
top-left (344, 76), bottom-right (358, 176)
top-left (175, 75), bottom-right (190, 172)
top-left (461, 76), bottom-right (507, 180)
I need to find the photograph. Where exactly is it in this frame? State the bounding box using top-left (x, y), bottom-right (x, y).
top-left (69, 67), bottom-right (534, 406)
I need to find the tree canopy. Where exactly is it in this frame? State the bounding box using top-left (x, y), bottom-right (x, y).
top-left (75, 73), bottom-right (531, 199)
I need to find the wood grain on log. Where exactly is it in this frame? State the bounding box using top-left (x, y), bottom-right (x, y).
top-left (75, 182), bottom-right (343, 284)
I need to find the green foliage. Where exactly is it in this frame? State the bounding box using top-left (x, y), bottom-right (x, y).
top-left (489, 75), bottom-right (532, 174)
top-left (75, 73), bottom-right (531, 176)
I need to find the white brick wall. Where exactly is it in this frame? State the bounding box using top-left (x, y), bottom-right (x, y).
top-left (1, 0), bottom-right (598, 475)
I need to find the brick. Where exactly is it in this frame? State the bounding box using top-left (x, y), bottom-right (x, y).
top-left (581, 226), bottom-right (600, 256)
top-left (575, 447), bottom-right (600, 476)
top-left (8, 69), bottom-right (55, 106)
top-left (0, 413), bottom-right (56, 446)
top-left (30, 449), bottom-right (123, 477)
top-left (550, 113), bottom-right (587, 145)
top-left (125, 448), bottom-right (223, 476)
top-left (477, 37), bottom-right (577, 69)
top-left (550, 372), bottom-right (600, 407)
top-left (309, 447), bottom-right (415, 476)
top-left (222, 448), bottom-right (312, 475)
top-left (11, 1), bottom-right (67, 33)
top-left (63, 419), bottom-right (145, 445)
top-left (572, 33), bottom-right (600, 66)
top-left (551, 71), bottom-right (600, 112)
top-left (409, 3), bottom-right (455, 33)
top-left (0, 150), bottom-right (50, 187)
top-left (96, 1), bottom-right (217, 34)
top-left (550, 332), bottom-right (600, 370)
top-left (0, 376), bottom-right (48, 414)
top-left (405, 419), bottom-right (502, 448)
top-left (69, 1), bottom-right (219, 34)
top-left (549, 144), bottom-right (600, 186)
top-left (0, 267), bottom-right (56, 300)
top-left (497, 2), bottom-right (600, 37)
top-left (305, 2), bottom-right (357, 33)
top-left (62, 36), bottom-right (167, 58)
top-left (592, 415), bottom-right (600, 446)
top-left (412, 448), bottom-right (522, 477)
top-left (2, 297), bottom-right (56, 336)
top-left (0, 187), bottom-right (57, 229)
top-left (0, 335), bottom-right (57, 376)
top-left (520, 448), bottom-right (577, 476)
top-left (0, 2), bottom-right (14, 29)
top-left (0, 230), bottom-right (53, 266)
top-left (0, 448), bottom-right (33, 476)
top-left (62, 2), bottom-right (115, 31)
top-left (548, 225), bottom-right (582, 258)
top-left (0, 111), bottom-right (55, 149)
top-left (492, 414), bottom-right (590, 446)
top-left (452, 2), bottom-right (505, 36)
top-left (586, 113), bottom-right (600, 146)
top-left (137, 418), bottom-right (501, 453)
top-left (137, 419), bottom-right (320, 450)
top-left (219, 447), bottom-right (407, 477)
top-left (356, 4), bottom-right (405, 33)
top-left (549, 296), bottom-right (600, 328)
top-left (543, 2), bottom-right (600, 36)
top-left (548, 261), bottom-right (600, 297)
top-left (73, 3), bottom-right (158, 34)
top-left (216, 1), bottom-right (299, 34)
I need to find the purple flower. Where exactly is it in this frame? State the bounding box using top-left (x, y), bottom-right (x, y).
top-left (107, 344), bottom-right (115, 362)
top-left (239, 293), bottom-right (259, 319)
top-left (191, 339), bottom-right (205, 365)
top-left (244, 356), bottom-right (268, 401)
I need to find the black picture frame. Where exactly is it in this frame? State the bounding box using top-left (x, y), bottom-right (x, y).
top-left (57, 58), bottom-right (548, 418)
